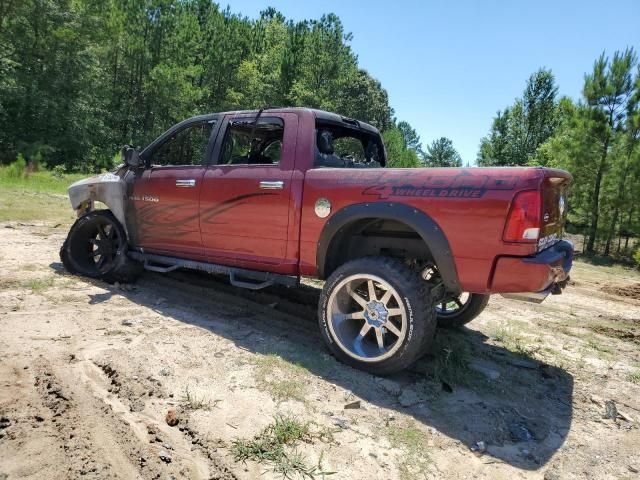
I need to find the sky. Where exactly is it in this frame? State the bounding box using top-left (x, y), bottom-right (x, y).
top-left (223, 0), bottom-right (640, 165)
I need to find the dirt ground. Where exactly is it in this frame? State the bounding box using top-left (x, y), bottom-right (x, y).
top-left (1, 221), bottom-right (639, 480)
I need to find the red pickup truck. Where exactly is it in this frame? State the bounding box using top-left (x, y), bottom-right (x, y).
top-left (61, 108), bottom-right (573, 374)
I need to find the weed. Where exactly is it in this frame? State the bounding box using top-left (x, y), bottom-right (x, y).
top-left (232, 415), bottom-right (336, 479)
top-left (182, 385), bottom-right (219, 410)
top-left (254, 354), bottom-right (309, 402)
top-left (488, 323), bottom-right (540, 360)
top-left (431, 331), bottom-right (475, 386)
top-left (386, 421), bottom-right (431, 479)
top-left (22, 275), bottom-right (55, 293)
top-left (585, 336), bottom-right (615, 356)
top-left (627, 370), bottom-right (640, 384)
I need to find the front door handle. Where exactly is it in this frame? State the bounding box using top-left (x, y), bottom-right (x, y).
top-left (259, 180), bottom-right (284, 190)
top-left (176, 179), bottom-right (196, 187)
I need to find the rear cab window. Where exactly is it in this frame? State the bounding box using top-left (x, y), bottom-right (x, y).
top-left (314, 120), bottom-right (386, 169)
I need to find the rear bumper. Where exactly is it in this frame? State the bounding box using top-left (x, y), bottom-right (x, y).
top-left (490, 240), bottom-right (573, 302)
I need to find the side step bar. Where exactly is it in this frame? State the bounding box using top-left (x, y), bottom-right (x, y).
top-left (128, 251), bottom-right (299, 290)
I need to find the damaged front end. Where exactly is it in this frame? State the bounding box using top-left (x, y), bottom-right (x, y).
top-left (67, 171), bottom-right (129, 235)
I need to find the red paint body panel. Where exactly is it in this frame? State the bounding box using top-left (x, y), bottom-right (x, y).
top-left (490, 256), bottom-right (562, 293)
top-left (199, 113), bottom-right (299, 273)
top-left (131, 166), bottom-right (206, 259)
top-left (131, 108), bottom-right (573, 294)
top-left (299, 167), bottom-right (559, 293)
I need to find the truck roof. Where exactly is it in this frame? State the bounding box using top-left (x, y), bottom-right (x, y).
top-left (218, 107), bottom-right (382, 136)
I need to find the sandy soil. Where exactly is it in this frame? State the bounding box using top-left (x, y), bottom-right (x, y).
top-left (1, 221), bottom-right (639, 480)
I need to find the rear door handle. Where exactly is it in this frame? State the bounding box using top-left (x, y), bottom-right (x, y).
top-left (259, 181), bottom-right (284, 190)
top-left (176, 179), bottom-right (196, 187)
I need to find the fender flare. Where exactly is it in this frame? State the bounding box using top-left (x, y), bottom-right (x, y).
top-left (316, 202), bottom-right (461, 293)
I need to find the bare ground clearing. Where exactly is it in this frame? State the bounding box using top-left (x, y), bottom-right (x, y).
top-left (1, 221), bottom-right (639, 480)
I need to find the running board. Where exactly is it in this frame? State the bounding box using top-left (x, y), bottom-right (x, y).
top-left (128, 251), bottom-right (299, 290)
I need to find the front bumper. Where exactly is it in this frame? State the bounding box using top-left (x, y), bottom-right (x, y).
top-left (491, 240), bottom-right (573, 303)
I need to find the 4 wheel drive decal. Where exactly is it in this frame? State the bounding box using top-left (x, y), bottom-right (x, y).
top-left (361, 172), bottom-right (520, 199)
top-left (338, 170), bottom-right (519, 199)
top-left (364, 184), bottom-right (486, 199)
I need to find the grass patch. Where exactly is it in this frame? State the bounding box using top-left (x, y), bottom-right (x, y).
top-left (0, 167), bottom-right (85, 195)
top-left (581, 334), bottom-right (617, 361)
top-left (254, 354), bottom-right (311, 402)
top-left (628, 370), bottom-right (640, 384)
top-left (181, 385), bottom-right (220, 410)
top-left (22, 275), bottom-right (56, 293)
top-left (386, 421), bottom-right (431, 479)
top-left (232, 415), bottom-right (336, 479)
top-left (489, 323), bottom-right (541, 359)
top-left (431, 331), bottom-right (476, 386)
top-left (0, 188), bottom-right (75, 224)
top-left (2, 275), bottom-right (57, 293)
top-left (0, 167), bottom-right (83, 223)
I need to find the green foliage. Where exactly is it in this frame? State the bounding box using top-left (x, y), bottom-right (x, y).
top-left (478, 69), bottom-right (559, 166)
top-left (51, 164), bottom-right (67, 179)
top-left (397, 121), bottom-right (423, 156)
top-left (424, 137), bottom-right (462, 167)
top-left (0, 1), bottom-right (412, 173)
top-left (482, 53), bottom-right (640, 260)
top-left (383, 127), bottom-right (422, 168)
top-left (633, 247), bottom-right (640, 268)
top-left (5, 154), bottom-right (27, 178)
top-left (232, 415), bottom-right (336, 478)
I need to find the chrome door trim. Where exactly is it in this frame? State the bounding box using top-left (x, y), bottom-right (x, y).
top-left (259, 180), bottom-right (284, 190)
top-left (176, 179), bottom-right (196, 187)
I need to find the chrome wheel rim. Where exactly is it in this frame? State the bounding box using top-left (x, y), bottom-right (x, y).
top-left (327, 274), bottom-right (407, 362)
top-left (436, 292), bottom-right (471, 317)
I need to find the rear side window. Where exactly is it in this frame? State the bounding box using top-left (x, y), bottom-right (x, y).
top-left (150, 121), bottom-right (215, 166)
top-left (220, 118), bottom-right (284, 165)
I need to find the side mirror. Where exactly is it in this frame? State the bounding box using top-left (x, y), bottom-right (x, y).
top-left (121, 145), bottom-right (141, 168)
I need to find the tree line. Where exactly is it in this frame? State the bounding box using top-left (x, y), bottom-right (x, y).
top-left (477, 49), bottom-right (639, 260)
top-left (0, 0), bottom-right (449, 170)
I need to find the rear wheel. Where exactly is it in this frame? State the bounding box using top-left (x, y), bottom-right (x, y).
top-left (436, 293), bottom-right (489, 329)
top-left (318, 257), bottom-right (436, 375)
top-left (60, 210), bottom-right (141, 284)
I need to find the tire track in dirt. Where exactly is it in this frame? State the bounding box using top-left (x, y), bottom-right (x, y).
top-left (26, 355), bottom-right (239, 480)
top-left (32, 358), bottom-right (148, 478)
top-left (78, 357), bottom-right (237, 480)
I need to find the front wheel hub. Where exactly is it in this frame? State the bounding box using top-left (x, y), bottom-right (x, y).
top-left (326, 274), bottom-right (407, 362)
top-left (364, 300), bottom-right (388, 328)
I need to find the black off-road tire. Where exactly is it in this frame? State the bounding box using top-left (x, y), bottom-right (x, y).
top-left (318, 256), bottom-right (436, 376)
top-left (60, 210), bottom-right (142, 284)
top-left (436, 293), bottom-right (490, 329)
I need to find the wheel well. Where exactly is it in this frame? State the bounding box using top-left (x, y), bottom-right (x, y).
top-left (322, 218), bottom-right (433, 278)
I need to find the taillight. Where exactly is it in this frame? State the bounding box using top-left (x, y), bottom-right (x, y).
top-left (503, 190), bottom-right (541, 243)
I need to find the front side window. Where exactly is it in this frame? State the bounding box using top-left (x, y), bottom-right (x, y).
top-left (150, 121), bottom-right (215, 166)
top-left (220, 118), bottom-right (284, 165)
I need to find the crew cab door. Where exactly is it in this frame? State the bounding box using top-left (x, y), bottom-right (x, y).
top-left (199, 113), bottom-right (298, 273)
top-left (129, 118), bottom-right (218, 259)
